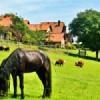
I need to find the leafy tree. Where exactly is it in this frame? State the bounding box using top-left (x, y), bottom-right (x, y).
top-left (7, 31), bottom-right (13, 40)
top-left (31, 31), bottom-right (46, 44)
top-left (0, 13), bottom-right (30, 41)
top-left (10, 14), bottom-right (29, 41)
top-left (0, 26), bottom-right (10, 39)
top-left (0, 26), bottom-right (5, 39)
top-left (69, 9), bottom-right (100, 60)
top-left (23, 30), bottom-right (47, 44)
top-left (31, 30), bottom-right (47, 44)
top-left (22, 30), bottom-right (33, 44)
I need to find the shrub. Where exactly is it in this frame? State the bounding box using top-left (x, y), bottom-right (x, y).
top-left (65, 42), bottom-right (76, 49)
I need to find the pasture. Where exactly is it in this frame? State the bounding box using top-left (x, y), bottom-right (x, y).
top-left (0, 41), bottom-right (100, 100)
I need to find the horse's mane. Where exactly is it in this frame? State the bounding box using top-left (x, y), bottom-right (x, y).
top-left (1, 48), bottom-right (21, 68)
top-left (7, 48), bottom-right (21, 59)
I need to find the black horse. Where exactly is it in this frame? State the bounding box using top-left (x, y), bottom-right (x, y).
top-left (0, 48), bottom-right (52, 99)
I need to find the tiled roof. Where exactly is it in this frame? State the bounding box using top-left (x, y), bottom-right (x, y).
top-left (24, 19), bottom-right (30, 25)
top-left (28, 21), bottom-right (65, 33)
top-left (28, 24), bottom-right (41, 31)
top-left (0, 17), bottom-right (12, 26)
top-left (40, 22), bottom-right (50, 31)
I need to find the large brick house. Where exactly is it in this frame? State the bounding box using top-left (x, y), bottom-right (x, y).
top-left (24, 20), bottom-right (70, 47)
top-left (0, 15), bottom-right (70, 47)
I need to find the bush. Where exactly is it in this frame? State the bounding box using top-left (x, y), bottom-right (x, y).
top-left (55, 43), bottom-right (61, 48)
top-left (65, 42), bottom-right (76, 49)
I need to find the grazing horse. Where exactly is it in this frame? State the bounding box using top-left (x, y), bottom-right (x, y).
top-left (0, 48), bottom-right (51, 99)
top-left (55, 59), bottom-right (64, 66)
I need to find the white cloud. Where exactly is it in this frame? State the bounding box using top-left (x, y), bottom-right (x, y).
top-left (0, 0), bottom-right (65, 15)
top-left (0, 0), bottom-right (100, 26)
top-left (0, 0), bottom-right (42, 13)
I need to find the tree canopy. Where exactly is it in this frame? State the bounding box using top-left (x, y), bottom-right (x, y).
top-left (10, 14), bottom-right (29, 41)
top-left (22, 30), bottom-right (46, 44)
top-left (69, 9), bottom-right (100, 60)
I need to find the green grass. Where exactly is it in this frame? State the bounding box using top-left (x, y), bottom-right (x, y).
top-left (0, 43), bottom-right (100, 100)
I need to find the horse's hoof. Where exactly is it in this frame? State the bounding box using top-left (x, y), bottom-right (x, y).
top-left (42, 94), bottom-right (51, 98)
top-left (42, 95), bottom-right (45, 98)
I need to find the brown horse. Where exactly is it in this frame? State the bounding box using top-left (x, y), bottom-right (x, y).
top-left (0, 48), bottom-right (52, 99)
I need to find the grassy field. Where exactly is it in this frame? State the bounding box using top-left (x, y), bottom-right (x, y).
top-left (0, 42), bottom-right (100, 100)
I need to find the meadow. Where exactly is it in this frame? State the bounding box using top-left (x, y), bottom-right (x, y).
top-left (0, 41), bottom-right (100, 100)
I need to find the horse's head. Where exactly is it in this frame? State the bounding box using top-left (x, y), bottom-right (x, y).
top-left (0, 68), bottom-right (9, 96)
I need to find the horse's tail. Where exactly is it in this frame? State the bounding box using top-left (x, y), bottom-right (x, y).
top-left (46, 57), bottom-right (52, 97)
top-left (37, 52), bottom-right (52, 97)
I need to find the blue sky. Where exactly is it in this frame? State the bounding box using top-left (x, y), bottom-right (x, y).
top-left (0, 0), bottom-right (100, 27)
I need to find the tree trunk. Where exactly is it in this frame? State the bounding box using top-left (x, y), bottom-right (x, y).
top-left (96, 50), bottom-right (99, 61)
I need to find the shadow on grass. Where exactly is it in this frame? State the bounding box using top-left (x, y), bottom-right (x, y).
top-left (2, 94), bottom-right (43, 100)
top-left (38, 46), bottom-right (48, 51)
top-left (0, 96), bottom-right (8, 100)
top-left (21, 94), bottom-right (42, 98)
top-left (64, 52), bottom-right (100, 61)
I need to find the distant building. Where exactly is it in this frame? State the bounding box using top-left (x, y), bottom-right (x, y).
top-left (0, 15), bottom-right (71, 47)
top-left (24, 20), bottom-right (71, 47)
top-left (0, 16), bottom-right (12, 26)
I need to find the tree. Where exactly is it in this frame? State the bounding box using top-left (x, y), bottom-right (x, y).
top-left (31, 30), bottom-right (47, 44)
top-left (0, 26), bottom-right (10, 39)
top-left (22, 33), bottom-right (32, 43)
top-left (69, 9), bottom-right (100, 60)
top-left (10, 14), bottom-right (29, 41)
top-left (0, 26), bottom-right (5, 39)
top-left (22, 30), bottom-right (47, 44)
top-left (0, 13), bottom-right (30, 42)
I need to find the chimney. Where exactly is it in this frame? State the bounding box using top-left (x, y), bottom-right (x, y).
top-left (58, 20), bottom-right (60, 26)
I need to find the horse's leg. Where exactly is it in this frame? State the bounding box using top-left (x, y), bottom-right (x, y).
top-left (19, 73), bottom-right (24, 99)
top-left (12, 74), bottom-right (17, 98)
top-left (36, 68), bottom-right (46, 97)
top-left (36, 67), bottom-right (51, 98)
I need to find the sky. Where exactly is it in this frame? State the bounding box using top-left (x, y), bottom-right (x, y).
top-left (0, 0), bottom-right (100, 28)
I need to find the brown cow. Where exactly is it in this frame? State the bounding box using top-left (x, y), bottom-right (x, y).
top-left (55, 59), bottom-right (64, 66)
top-left (75, 61), bottom-right (84, 68)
